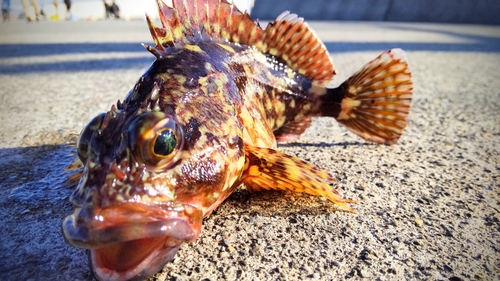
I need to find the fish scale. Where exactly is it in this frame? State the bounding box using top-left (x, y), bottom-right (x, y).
top-left (62, 0), bottom-right (413, 280)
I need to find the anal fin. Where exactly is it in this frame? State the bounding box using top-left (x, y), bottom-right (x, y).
top-left (241, 143), bottom-right (356, 213)
top-left (273, 117), bottom-right (313, 142)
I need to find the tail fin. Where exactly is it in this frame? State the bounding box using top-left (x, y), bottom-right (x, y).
top-left (322, 49), bottom-right (413, 144)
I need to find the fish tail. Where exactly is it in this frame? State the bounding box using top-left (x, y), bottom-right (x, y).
top-left (320, 49), bottom-right (413, 144)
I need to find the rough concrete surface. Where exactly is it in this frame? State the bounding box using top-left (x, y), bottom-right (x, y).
top-left (0, 19), bottom-right (499, 281)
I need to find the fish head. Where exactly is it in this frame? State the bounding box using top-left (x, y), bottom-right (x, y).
top-left (62, 98), bottom-right (243, 280)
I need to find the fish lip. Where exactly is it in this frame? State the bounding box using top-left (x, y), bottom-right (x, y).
top-left (62, 202), bottom-right (203, 249)
top-left (62, 202), bottom-right (202, 281)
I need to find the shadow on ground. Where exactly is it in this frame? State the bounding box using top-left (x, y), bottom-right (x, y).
top-left (0, 141), bottom-right (358, 280)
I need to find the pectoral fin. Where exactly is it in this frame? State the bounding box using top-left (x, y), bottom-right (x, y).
top-left (241, 143), bottom-right (356, 213)
top-left (64, 157), bottom-right (83, 188)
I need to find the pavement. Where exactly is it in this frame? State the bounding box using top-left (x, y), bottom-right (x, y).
top-left (0, 18), bottom-right (499, 281)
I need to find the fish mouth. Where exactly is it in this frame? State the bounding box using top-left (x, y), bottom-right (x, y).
top-left (89, 236), bottom-right (182, 281)
top-left (62, 202), bottom-right (202, 281)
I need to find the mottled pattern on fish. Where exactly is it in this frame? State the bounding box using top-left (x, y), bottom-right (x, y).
top-left (62, 1), bottom-right (413, 280)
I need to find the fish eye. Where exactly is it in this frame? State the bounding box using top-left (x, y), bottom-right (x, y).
top-left (77, 113), bottom-right (105, 163)
top-left (153, 129), bottom-right (177, 156)
top-left (128, 112), bottom-right (183, 168)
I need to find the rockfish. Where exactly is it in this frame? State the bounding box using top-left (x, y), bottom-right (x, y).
top-left (62, 0), bottom-right (413, 280)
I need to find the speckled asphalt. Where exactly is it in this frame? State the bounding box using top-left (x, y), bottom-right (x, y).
top-left (0, 19), bottom-right (499, 281)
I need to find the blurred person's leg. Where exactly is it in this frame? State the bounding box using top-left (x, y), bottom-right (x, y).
top-left (53, 0), bottom-right (59, 19)
top-left (64, 0), bottom-right (71, 20)
top-left (2, 0), bottom-right (10, 21)
top-left (22, 0), bottom-right (40, 21)
top-left (22, 0), bottom-right (32, 21)
top-left (30, 0), bottom-right (40, 20)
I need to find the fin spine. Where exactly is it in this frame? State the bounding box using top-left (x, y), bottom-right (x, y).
top-left (145, 0), bottom-right (335, 83)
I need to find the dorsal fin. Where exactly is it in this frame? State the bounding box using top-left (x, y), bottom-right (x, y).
top-left (262, 12), bottom-right (336, 83)
top-left (144, 0), bottom-right (336, 83)
top-left (144, 0), bottom-right (259, 56)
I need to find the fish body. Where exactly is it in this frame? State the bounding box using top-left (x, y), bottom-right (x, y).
top-left (62, 1), bottom-right (413, 280)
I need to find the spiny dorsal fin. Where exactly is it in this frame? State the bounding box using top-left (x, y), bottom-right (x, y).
top-left (145, 0), bottom-right (253, 55)
top-left (145, 0), bottom-right (335, 83)
top-left (262, 12), bottom-right (335, 83)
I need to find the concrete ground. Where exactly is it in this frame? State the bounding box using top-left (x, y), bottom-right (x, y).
top-left (0, 19), bottom-right (499, 281)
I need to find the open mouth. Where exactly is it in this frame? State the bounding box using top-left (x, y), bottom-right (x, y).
top-left (90, 235), bottom-right (183, 281)
top-left (62, 202), bottom-right (202, 281)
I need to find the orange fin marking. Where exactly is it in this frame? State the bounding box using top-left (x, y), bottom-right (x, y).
top-left (273, 117), bottom-right (313, 142)
top-left (262, 11), bottom-right (336, 84)
top-left (145, 13), bottom-right (168, 56)
top-left (240, 143), bottom-right (357, 213)
top-left (65, 157), bottom-right (83, 171)
top-left (64, 157), bottom-right (83, 188)
top-left (64, 171), bottom-right (82, 188)
top-left (335, 48), bottom-right (413, 144)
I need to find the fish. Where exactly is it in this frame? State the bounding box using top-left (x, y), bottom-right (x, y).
top-left (61, 0), bottom-right (413, 280)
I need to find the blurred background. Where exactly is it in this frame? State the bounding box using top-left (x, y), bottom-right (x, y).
top-left (5, 0), bottom-right (256, 22)
top-left (3, 0), bottom-right (500, 24)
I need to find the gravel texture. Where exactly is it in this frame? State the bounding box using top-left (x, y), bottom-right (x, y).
top-left (0, 20), bottom-right (499, 281)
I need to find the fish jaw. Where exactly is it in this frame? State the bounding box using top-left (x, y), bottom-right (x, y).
top-left (89, 237), bottom-right (181, 281)
top-left (62, 202), bottom-right (202, 281)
